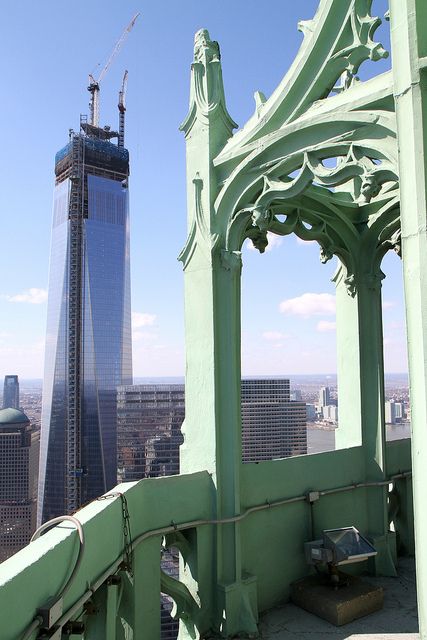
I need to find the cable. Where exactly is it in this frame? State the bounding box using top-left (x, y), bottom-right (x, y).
top-left (21, 515), bottom-right (84, 640)
top-left (20, 617), bottom-right (43, 640)
top-left (19, 470), bottom-right (412, 638)
top-left (30, 515), bottom-right (84, 600)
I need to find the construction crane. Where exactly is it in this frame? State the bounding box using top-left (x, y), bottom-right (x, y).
top-left (88, 12), bottom-right (139, 128)
top-left (118, 70), bottom-right (128, 148)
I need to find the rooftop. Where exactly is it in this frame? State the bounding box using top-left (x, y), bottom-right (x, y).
top-left (0, 408), bottom-right (29, 425)
top-left (259, 557), bottom-right (418, 640)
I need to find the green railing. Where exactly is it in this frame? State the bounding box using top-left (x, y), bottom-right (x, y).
top-left (0, 440), bottom-right (413, 640)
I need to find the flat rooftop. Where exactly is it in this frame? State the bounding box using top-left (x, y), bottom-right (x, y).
top-left (258, 557), bottom-right (418, 640)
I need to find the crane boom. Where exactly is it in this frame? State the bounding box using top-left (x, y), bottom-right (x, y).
top-left (98, 14), bottom-right (139, 84)
top-left (88, 13), bottom-right (140, 127)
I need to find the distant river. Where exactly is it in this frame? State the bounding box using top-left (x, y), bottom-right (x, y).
top-left (307, 423), bottom-right (411, 454)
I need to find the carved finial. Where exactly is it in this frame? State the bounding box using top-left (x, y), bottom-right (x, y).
top-left (180, 28), bottom-right (237, 140)
top-left (254, 91), bottom-right (267, 117)
top-left (194, 29), bottom-right (220, 63)
top-left (298, 20), bottom-right (314, 37)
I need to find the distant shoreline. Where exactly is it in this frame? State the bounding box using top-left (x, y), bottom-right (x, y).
top-left (15, 372), bottom-right (410, 390)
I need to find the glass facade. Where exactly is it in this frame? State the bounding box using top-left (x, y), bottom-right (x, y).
top-left (0, 409), bottom-right (39, 561)
top-left (241, 379), bottom-right (307, 462)
top-left (38, 139), bottom-right (132, 524)
top-left (116, 384), bottom-right (184, 640)
top-left (117, 384), bottom-right (185, 481)
top-left (2, 375), bottom-right (20, 410)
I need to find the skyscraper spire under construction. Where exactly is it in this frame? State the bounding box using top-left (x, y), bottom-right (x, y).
top-left (38, 89), bottom-right (133, 524)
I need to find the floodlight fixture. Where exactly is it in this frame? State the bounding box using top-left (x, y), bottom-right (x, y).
top-left (305, 526), bottom-right (377, 568)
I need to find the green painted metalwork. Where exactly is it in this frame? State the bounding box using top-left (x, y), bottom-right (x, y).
top-left (0, 444), bottom-right (411, 639)
top-left (389, 1), bottom-right (427, 638)
top-left (178, 0), bottom-right (419, 637)
top-left (1, 1), bottom-right (425, 639)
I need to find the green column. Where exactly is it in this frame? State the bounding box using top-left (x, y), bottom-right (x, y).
top-left (180, 30), bottom-right (258, 636)
top-left (335, 268), bottom-right (362, 450)
top-left (390, 1), bottom-right (427, 635)
top-left (357, 273), bottom-right (386, 483)
top-left (132, 538), bottom-right (161, 638)
top-left (357, 272), bottom-right (396, 575)
top-left (335, 264), bottom-right (394, 574)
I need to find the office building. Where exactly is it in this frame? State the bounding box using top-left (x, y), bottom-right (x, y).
top-left (322, 404), bottom-right (339, 423)
top-left (241, 379), bottom-right (307, 462)
top-left (38, 108), bottom-right (132, 524)
top-left (117, 384), bottom-right (184, 639)
top-left (318, 386), bottom-right (331, 407)
top-left (290, 389), bottom-right (302, 401)
top-left (117, 384), bottom-right (184, 481)
top-left (3, 375), bottom-right (19, 410)
top-left (394, 402), bottom-right (404, 421)
top-left (0, 408), bottom-right (39, 561)
top-left (306, 404), bottom-right (317, 421)
top-left (385, 400), bottom-right (404, 425)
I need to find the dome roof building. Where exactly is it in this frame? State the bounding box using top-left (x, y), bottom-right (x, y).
top-left (0, 408), bottom-right (30, 426)
top-left (0, 406), bottom-right (39, 561)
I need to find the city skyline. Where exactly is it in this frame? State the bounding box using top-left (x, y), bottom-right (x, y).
top-left (0, 0), bottom-right (404, 381)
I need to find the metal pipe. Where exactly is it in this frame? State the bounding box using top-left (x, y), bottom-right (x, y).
top-left (20, 469), bottom-right (412, 638)
top-left (30, 515), bottom-right (85, 600)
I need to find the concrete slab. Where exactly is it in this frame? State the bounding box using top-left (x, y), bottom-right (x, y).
top-left (258, 557), bottom-right (419, 640)
top-left (290, 573), bottom-right (383, 626)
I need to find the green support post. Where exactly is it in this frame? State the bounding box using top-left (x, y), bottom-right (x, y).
top-left (128, 538), bottom-right (161, 638)
top-left (179, 29), bottom-right (258, 637)
top-left (357, 272), bottom-right (396, 575)
top-left (335, 265), bottom-right (395, 575)
top-left (335, 268), bottom-right (362, 450)
top-left (390, 1), bottom-right (427, 636)
top-left (178, 2), bottom-right (409, 634)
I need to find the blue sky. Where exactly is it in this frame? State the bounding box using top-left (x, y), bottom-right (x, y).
top-left (0, 0), bottom-right (405, 379)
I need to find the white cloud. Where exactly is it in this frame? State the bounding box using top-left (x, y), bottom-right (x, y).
top-left (316, 320), bottom-right (336, 333)
top-left (132, 311), bottom-right (157, 328)
top-left (279, 292), bottom-right (336, 318)
top-left (132, 343), bottom-right (184, 376)
top-left (262, 331), bottom-right (288, 341)
top-left (382, 300), bottom-right (395, 310)
top-left (4, 288), bottom-right (47, 304)
top-left (132, 330), bottom-right (158, 342)
top-left (245, 232), bottom-right (283, 252)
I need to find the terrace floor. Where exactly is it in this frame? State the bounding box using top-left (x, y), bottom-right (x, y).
top-left (258, 557), bottom-right (418, 640)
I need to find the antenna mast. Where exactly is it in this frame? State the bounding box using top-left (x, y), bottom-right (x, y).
top-left (118, 70), bottom-right (128, 148)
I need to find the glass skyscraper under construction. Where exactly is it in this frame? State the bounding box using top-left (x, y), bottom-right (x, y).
top-left (38, 118), bottom-right (132, 524)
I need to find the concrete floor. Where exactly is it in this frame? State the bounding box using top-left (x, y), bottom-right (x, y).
top-left (258, 557), bottom-right (418, 640)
